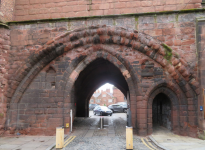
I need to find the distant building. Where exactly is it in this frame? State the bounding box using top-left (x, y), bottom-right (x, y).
top-left (90, 87), bottom-right (126, 106)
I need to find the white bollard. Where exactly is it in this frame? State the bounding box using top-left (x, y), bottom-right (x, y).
top-left (126, 126), bottom-right (133, 150)
top-left (100, 117), bottom-right (104, 129)
top-left (70, 109), bottom-right (72, 132)
top-left (100, 117), bottom-right (103, 129)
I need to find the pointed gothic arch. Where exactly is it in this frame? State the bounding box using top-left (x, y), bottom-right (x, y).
top-left (5, 25), bottom-right (200, 136)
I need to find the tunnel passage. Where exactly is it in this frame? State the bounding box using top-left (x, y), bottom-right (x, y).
top-left (73, 58), bottom-right (129, 117)
top-left (152, 93), bottom-right (172, 130)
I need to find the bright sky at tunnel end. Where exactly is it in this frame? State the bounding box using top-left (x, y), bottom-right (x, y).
top-left (98, 83), bottom-right (114, 93)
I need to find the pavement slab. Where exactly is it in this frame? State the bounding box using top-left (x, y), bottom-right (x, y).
top-left (0, 136), bottom-right (55, 150)
top-left (151, 126), bottom-right (205, 150)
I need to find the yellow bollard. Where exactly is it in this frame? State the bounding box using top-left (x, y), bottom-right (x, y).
top-left (56, 127), bottom-right (64, 149)
top-left (126, 126), bottom-right (133, 150)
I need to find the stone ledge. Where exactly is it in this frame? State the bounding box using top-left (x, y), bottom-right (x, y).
top-left (7, 8), bottom-right (205, 25)
top-left (0, 22), bottom-right (9, 29)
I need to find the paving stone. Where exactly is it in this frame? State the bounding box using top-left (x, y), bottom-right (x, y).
top-left (151, 126), bottom-right (205, 150)
top-left (63, 111), bottom-right (150, 150)
top-left (0, 136), bottom-right (55, 150)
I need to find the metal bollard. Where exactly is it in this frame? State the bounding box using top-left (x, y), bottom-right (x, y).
top-left (56, 127), bottom-right (64, 149)
top-left (70, 109), bottom-right (72, 132)
top-left (100, 117), bottom-right (104, 129)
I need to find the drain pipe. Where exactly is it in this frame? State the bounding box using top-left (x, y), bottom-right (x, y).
top-left (70, 109), bottom-right (72, 132)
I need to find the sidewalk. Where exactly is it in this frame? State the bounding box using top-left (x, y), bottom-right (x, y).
top-left (0, 136), bottom-right (55, 150)
top-left (151, 126), bottom-right (205, 150)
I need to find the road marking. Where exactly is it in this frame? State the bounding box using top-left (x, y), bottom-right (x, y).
top-left (63, 136), bottom-right (76, 148)
top-left (64, 136), bottom-right (73, 143)
top-left (141, 138), bottom-right (156, 150)
top-left (145, 138), bottom-right (157, 150)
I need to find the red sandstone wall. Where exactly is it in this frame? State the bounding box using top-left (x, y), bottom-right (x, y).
top-left (9, 13), bottom-right (198, 69)
top-left (1, 12), bottom-right (202, 136)
top-left (0, 27), bottom-right (10, 131)
top-left (0, 0), bottom-right (15, 22)
top-left (14, 0), bottom-right (202, 21)
top-left (3, 24), bottom-right (199, 136)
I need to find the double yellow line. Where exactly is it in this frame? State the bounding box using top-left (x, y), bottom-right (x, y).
top-left (141, 137), bottom-right (158, 150)
top-left (63, 136), bottom-right (76, 148)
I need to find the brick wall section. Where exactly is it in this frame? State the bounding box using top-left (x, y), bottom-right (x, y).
top-left (0, 27), bottom-right (10, 131)
top-left (113, 87), bottom-right (125, 104)
top-left (0, 0), bottom-right (15, 22)
top-left (14, 0), bottom-right (202, 21)
top-left (90, 90), bottom-right (113, 106)
top-left (90, 88), bottom-right (125, 106)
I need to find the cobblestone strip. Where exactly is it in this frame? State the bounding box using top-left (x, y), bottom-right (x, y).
top-left (63, 113), bottom-right (151, 150)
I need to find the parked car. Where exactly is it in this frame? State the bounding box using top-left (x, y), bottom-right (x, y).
top-left (93, 106), bottom-right (113, 116)
top-left (117, 102), bottom-right (127, 105)
top-left (117, 102), bottom-right (128, 110)
top-left (89, 104), bottom-right (99, 110)
top-left (108, 104), bottom-right (127, 113)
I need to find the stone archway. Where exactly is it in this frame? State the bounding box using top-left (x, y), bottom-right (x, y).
top-left (61, 50), bottom-right (138, 134)
top-left (4, 25), bottom-right (199, 136)
top-left (7, 26), bottom-right (198, 105)
top-left (73, 58), bottom-right (129, 117)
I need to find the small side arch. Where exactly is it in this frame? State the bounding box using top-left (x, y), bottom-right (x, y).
top-left (147, 86), bottom-right (180, 135)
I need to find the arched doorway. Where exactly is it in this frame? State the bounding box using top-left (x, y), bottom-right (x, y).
top-left (152, 93), bottom-right (172, 131)
top-left (147, 87), bottom-right (180, 135)
top-left (73, 58), bottom-right (129, 117)
top-left (61, 51), bottom-right (138, 134)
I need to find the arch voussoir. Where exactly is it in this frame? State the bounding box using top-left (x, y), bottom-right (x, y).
top-left (7, 25), bottom-right (198, 106)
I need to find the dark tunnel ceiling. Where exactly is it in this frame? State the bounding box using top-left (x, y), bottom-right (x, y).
top-left (75, 58), bottom-right (129, 98)
top-left (74, 58), bottom-right (129, 116)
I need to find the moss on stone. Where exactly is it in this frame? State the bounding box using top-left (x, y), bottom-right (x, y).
top-left (162, 43), bottom-right (172, 63)
top-left (154, 14), bottom-right (157, 23)
top-left (67, 21), bottom-right (71, 30)
top-left (198, 131), bottom-right (205, 140)
top-left (174, 52), bottom-right (180, 58)
top-left (113, 20), bottom-right (116, 26)
top-left (135, 16), bottom-right (138, 30)
top-left (0, 113), bottom-right (3, 117)
top-left (175, 14), bottom-right (179, 22)
top-left (88, 0), bottom-right (92, 11)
